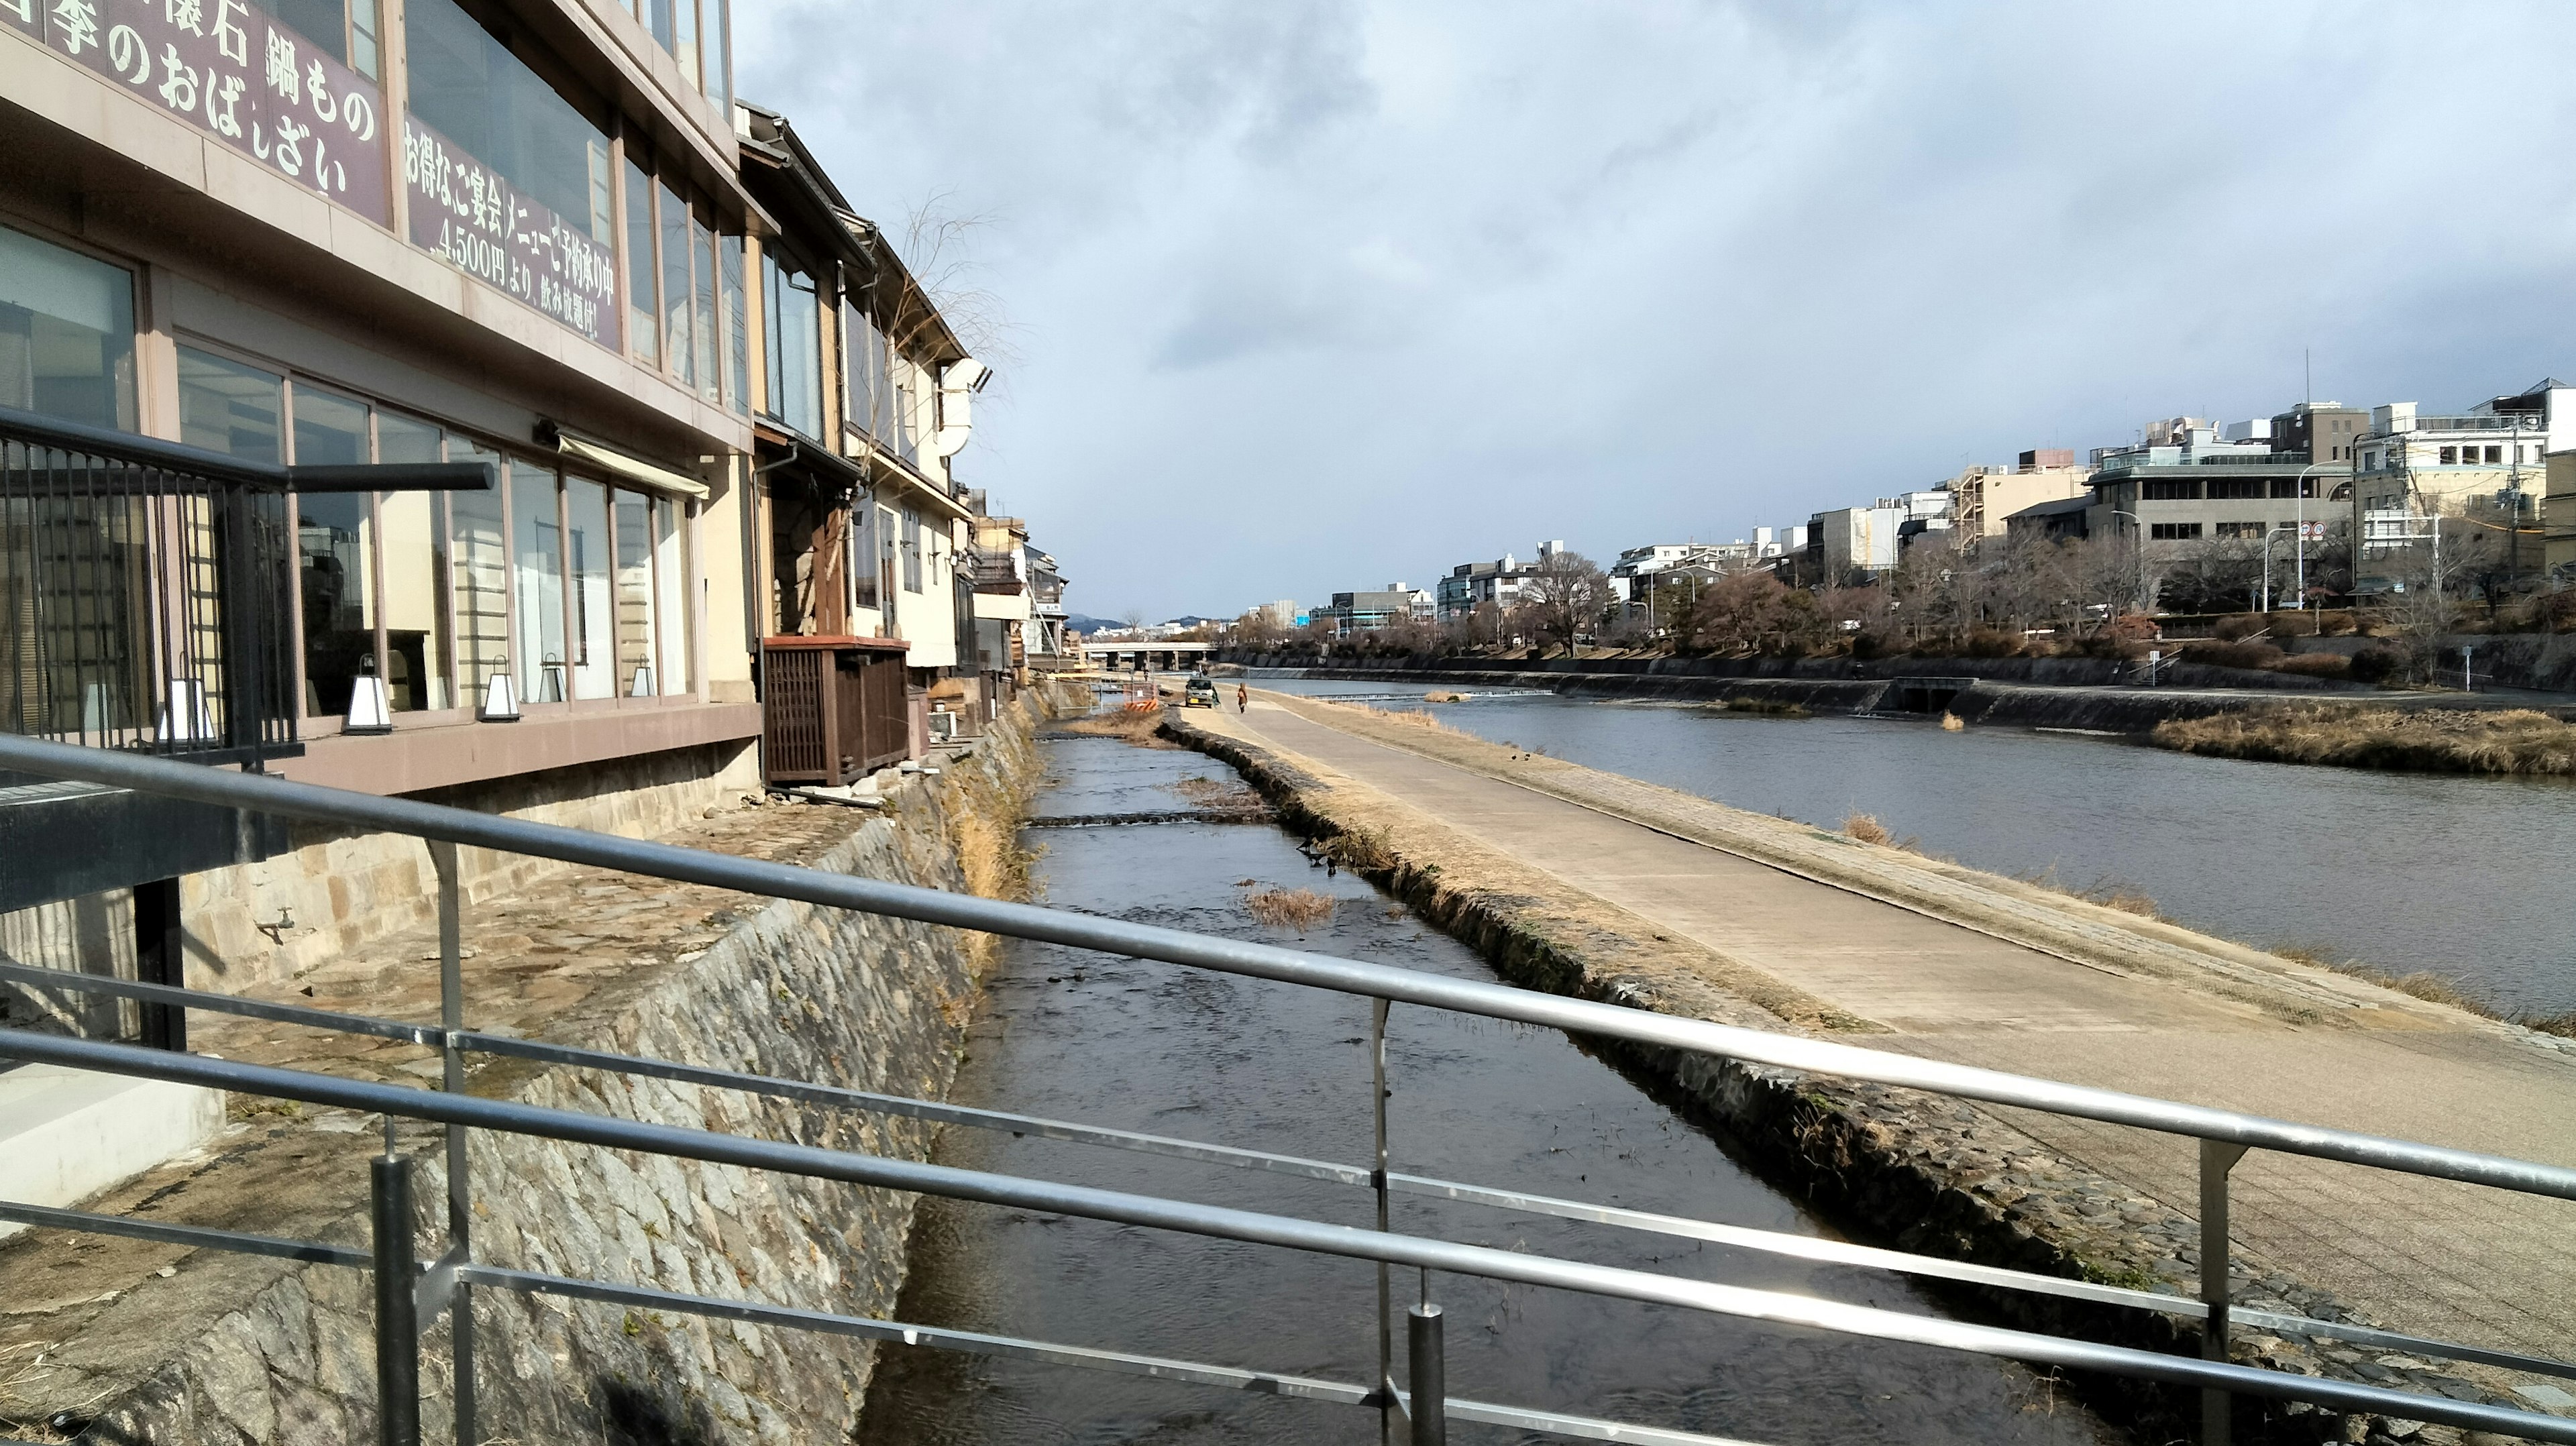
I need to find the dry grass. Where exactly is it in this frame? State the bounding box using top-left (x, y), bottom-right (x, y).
top-left (2153, 704), bottom-right (2576, 775)
top-left (1244, 887), bottom-right (1337, 932)
top-left (1059, 704), bottom-right (1183, 748)
top-left (1717, 696), bottom-right (1809, 718)
top-left (1424, 690), bottom-right (1468, 703)
top-left (2271, 942), bottom-right (2576, 1037)
top-left (1841, 813), bottom-right (1894, 846)
top-left (1939, 711), bottom-right (1965, 731)
top-left (1325, 699), bottom-right (1458, 732)
top-left (1169, 773), bottom-right (1265, 813)
top-left (1320, 824), bottom-right (1397, 871)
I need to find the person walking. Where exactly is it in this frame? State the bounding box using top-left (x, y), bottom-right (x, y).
top-left (1235, 683), bottom-right (1248, 714)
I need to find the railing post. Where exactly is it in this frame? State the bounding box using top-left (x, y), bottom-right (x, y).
top-left (1372, 996), bottom-right (1393, 1445)
top-left (1407, 1300), bottom-right (1445, 1446)
top-left (131, 876), bottom-right (185, 1052)
top-left (432, 840), bottom-right (475, 1446)
top-left (2200, 1139), bottom-right (2247, 1446)
top-left (372, 1146), bottom-right (421, 1446)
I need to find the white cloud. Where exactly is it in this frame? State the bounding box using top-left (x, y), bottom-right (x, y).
top-left (739, 0), bottom-right (2576, 619)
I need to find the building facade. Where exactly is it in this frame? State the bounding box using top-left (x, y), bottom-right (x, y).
top-left (2349, 384), bottom-right (2563, 568)
top-left (1947, 452), bottom-right (2093, 542)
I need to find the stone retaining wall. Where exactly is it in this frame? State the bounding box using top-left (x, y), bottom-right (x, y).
top-left (43, 697), bottom-right (1052, 1445)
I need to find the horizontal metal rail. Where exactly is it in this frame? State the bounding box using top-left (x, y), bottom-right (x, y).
top-left (0, 403), bottom-right (493, 494)
top-left (11, 959), bottom-right (2566, 1385)
top-left (0, 1198), bottom-right (369, 1267)
top-left (3, 730), bottom-right (2572, 1205)
top-left (2, 1030), bottom-right (2569, 1445)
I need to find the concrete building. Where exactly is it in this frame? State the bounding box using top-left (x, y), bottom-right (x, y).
top-left (2268, 402), bottom-right (2369, 465)
top-left (0, 0), bottom-right (1022, 1202)
top-left (1806, 505), bottom-right (1904, 581)
top-left (2349, 383), bottom-right (2566, 563)
top-left (1947, 451), bottom-right (2094, 542)
top-left (2086, 422), bottom-right (2326, 555)
top-left (1752, 524), bottom-right (1807, 561)
top-left (2546, 452), bottom-right (2576, 583)
top-left (1890, 488), bottom-right (1953, 553)
top-left (1437, 551), bottom-right (1552, 618)
top-left (1313, 584), bottom-right (1432, 635)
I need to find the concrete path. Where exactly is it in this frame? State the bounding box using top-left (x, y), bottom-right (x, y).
top-left (1201, 693), bottom-right (2576, 1376)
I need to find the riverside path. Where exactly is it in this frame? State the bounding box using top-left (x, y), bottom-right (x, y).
top-left (1191, 688), bottom-right (2576, 1383)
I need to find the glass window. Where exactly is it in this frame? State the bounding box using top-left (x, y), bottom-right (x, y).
top-left (721, 233), bottom-right (748, 414)
top-left (704, 0), bottom-right (729, 107)
top-left (253, 0), bottom-right (360, 68)
top-left (449, 443), bottom-right (510, 707)
top-left (625, 156), bottom-right (658, 367)
top-left (655, 499), bottom-right (689, 693)
top-left (763, 252), bottom-right (821, 437)
top-left (692, 215), bottom-right (718, 405)
top-left (612, 490), bottom-right (656, 696)
top-left (406, 0), bottom-right (612, 248)
top-left (647, 0), bottom-right (673, 54)
top-left (850, 502), bottom-right (878, 612)
top-left (661, 180), bottom-right (693, 388)
top-left (875, 504), bottom-right (899, 626)
top-left (376, 413), bottom-right (448, 711)
top-left (566, 478), bottom-right (612, 699)
top-left (901, 507), bottom-right (922, 593)
top-left (290, 386), bottom-right (375, 717)
top-left (673, 0), bottom-right (698, 92)
top-left (176, 349), bottom-right (283, 462)
top-left (0, 227), bottom-right (138, 431)
top-left (509, 461), bottom-right (564, 702)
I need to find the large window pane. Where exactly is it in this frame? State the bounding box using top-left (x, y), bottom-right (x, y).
top-left (692, 215), bottom-right (717, 405)
top-left (612, 490), bottom-right (656, 696)
top-left (406, 0), bottom-right (611, 243)
top-left (625, 156), bottom-right (658, 368)
top-left (901, 507), bottom-right (922, 593)
top-left (703, 0), bottom-right (729, 108)
top-left (647, 0), bottom-right (672, 54)
top-left (764, 256), bottom-right (821, 437)
top-left (176, 349), bottom-right (282, 462)
top-left (254, 0), bottom-right (363, 68)
top-left (655, 500), bottom-right (688, 693)
top-left (673, 0), bottom-right (698, 92)
top-left (509, 461), bottom-right (564, 702)
top-left (449, 444), bottom-right (509, 707)
top-left (0, 227), bottom-right (136, 431)
top-left (721, 233), bottom-right (747, 414)
top-left (290, 386), bottom-right (374, 718)
top-left (849, 502), bottom-right (878, 612)
top-left (376, 413), bottom-right (448, 711)
top-left (566, 478), bottom-right (612, 699)
top-left (660, 180), bottom-right (693, 388)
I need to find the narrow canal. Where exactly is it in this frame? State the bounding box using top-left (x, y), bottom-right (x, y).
top-left (1249, 673), bottom-right (2576, 1019)
top-left (858, 727), bottom-right (2121, 1445)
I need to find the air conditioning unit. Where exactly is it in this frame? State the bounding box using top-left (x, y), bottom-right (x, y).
top-left (927, 708), bottom-right (959, 743)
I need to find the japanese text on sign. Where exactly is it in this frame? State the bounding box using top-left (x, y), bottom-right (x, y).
top-left (9, 0), bottom-right (388, 223)
top-left (402, 117), bottom-right (621, 353)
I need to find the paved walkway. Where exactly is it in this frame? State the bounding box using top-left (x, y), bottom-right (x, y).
top-left (1203, 693), bottom-right (2576, 1377)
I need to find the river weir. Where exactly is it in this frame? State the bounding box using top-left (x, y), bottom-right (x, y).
top-left (859, 726), bottom-right (2120, 1444)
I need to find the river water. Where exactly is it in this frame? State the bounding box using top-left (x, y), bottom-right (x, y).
top-left (858, 731), bottom-right (2120, 1445)
top-left (1247, 673), bottom-right (2576, 1019)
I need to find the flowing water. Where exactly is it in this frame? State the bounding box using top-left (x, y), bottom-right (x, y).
top-left (1248, 673), bottom-right (2576, 1018)
top-left (858, 731), bottom-right (2120, 1445)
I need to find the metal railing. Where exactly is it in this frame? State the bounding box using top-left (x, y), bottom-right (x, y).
top-left (1, 728), bottom-right (2573, 1446)
top-left (0, 405), bottom-right (490, 771)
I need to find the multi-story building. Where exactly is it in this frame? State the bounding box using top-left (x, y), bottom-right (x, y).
top-left (2085, 423), bottom-right (2327, 555)
top-left (2545, 451), bottom-right (2576, 584)
top-left (2268, 402), bottom-right (2369, 466)
top-left (0, 0), bottom-right (1016, 1085)
top-left (2349, 384), bottom-right (2565, 562)
top-left (1947, 451), bottom-right (2093, 542)
top-left (1752, 524), bottom-right (1807, 562)
top-left (1313, 585), bottom-right (1432, 635)
top-left (1805, 505), bottom-right (1904, 582)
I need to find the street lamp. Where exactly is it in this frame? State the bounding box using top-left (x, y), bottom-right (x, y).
top-left (2289, 459), bottom-right (2345, 614)
top-left (2259, 525), bottom-right (2294, 613)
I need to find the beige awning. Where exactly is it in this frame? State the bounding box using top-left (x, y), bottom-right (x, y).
top-left (553, 430), bottom-right (710, 500)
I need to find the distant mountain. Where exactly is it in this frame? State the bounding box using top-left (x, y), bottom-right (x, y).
top-left (1063, 614), bottom-right (1125, 635)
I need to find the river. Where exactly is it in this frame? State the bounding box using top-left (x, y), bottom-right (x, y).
top-left (1246, 673), bottom-right (2576, 1019)
top-left (858, 729), bottom-right (2120, 1445)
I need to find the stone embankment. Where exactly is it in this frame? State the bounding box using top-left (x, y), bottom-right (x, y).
top-left (1161, 697), bottom-right (2567, 1446)
top-left (0, 690), bottom-right (1059, 1445)
top-left (1219, 653), bottom-right (2576, 734)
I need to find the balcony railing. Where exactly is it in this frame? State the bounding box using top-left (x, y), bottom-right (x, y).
top-left (0, 405), bottom-right (489, 770)
top-left (963, 545), bottom-right (1024, 593)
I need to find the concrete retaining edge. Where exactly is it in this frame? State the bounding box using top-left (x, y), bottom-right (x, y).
top-left (1162, 710), bottom-right (2520, 1446)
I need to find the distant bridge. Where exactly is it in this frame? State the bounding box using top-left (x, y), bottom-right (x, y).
top-left (1075, 639), bottom-right (1216, 672)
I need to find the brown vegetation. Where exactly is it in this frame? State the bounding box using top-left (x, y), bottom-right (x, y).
top-left (2153, 704), bottom-right (2576, 775)
top-left (1424, 690), bottom-right (1468, 703)
top-left (1169, 774), bottom-right (1265, 813)
top-left (2272, 944), bottom-right (2576, 1039)
top-left (1841, 813), bottom-right (1894, 846)
top-left (1242, 887), bottom-right (1337, 932)
top-left (1059, 704), bottom-right (1183, 748)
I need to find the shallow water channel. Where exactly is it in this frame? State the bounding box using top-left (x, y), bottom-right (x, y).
top-left (1250, 673), bottom-right (2576, 1018)
top-left (858, 732), bottom-right (2119, 1445)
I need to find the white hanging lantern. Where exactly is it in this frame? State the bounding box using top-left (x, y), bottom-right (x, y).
top-left (629, 663), bottom-right (655, 698)
top-left (537, 653), bottom-right (566, 704)
top-left (156, 679), bottom-right (215, 744)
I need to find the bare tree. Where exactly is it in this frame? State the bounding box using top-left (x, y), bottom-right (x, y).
top-left (1518, 551), bottom-right (1613, 656)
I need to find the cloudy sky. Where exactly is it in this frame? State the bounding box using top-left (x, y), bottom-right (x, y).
top-left (736, 2), bottom-right (2576, 622)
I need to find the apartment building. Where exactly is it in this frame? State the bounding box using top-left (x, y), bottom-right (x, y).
top-left (1946, 451), bottom-right (2092, 542)
top-left (2085, 423), bottom-right (2326, 554)
top-left (1805, 505), bottom-right (1903, 582)
top-left (1314, 584), bottom-right (1432, 634)
top-left (2349, 383), bottom-right (2564, 559)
